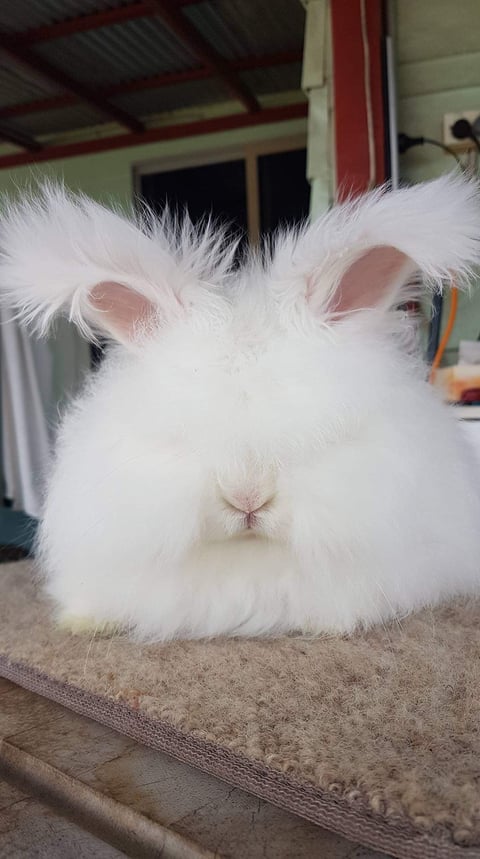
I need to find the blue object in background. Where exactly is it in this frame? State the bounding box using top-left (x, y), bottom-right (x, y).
top-left (0, 506), bottom-right (37, 554)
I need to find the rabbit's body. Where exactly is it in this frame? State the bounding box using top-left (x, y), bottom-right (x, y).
top-left (42, 293), bottom-right (480, 639)
top-left (1, 175), bottom-right (480, 640)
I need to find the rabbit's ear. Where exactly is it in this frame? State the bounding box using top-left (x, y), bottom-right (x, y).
top-left (312, 245), bottom-right (414, 316)
top-left (0, 184), bottom-right (229, 347)
top-left (88, 281), bottom-right (157, 344)
top-left (273, 173), bottom-right (480, 319)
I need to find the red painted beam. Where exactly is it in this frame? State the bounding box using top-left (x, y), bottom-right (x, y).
top-left (0, 34), bottom-right (145, 134)
top-left (0, 102), bottom-right (307, 170)
top-left (0, 93), bottom-right (76, 119)
top-left (0, 50), bottom-right (302, 121)
top-left (17, 2), bottom-right (156, 43)
top-left (147, 0), bottom-right (260, 112)
top-left (0, 72), bottom-right (213, 120)
top-left (0, 123), bottom-right (42, 151)
top-left (234, 49), bottom-right (302, 73)
top-left (331, 0), bottom-right (386, 200)
top-left (15, 0), bottom-right (198, 44)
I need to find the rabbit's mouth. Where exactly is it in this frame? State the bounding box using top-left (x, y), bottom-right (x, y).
top-left (245, 511), bottom-right (258, 530)
top-left (237, 513), bottom-right (272, 539)
top-left (237, 527), bottom-right (260, 539)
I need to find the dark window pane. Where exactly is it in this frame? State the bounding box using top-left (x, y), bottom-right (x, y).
top-left (258, 148), bottom-right (310, 235)
top-left (140, 160), bottom-right (248, 235)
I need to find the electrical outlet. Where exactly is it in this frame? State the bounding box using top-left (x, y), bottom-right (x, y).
top-left (443, 111), bottom-right (480, 148)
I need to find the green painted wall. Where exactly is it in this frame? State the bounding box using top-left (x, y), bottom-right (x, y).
top-left (0, 117), bottom-right (307, 203)
top-left (396, 0), bottom-right (480, 363)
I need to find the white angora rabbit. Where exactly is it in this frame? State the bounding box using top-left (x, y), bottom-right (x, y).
top-left (1, 175), bottom-right (480, 641)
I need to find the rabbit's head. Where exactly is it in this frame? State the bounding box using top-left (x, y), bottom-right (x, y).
top-left (1, 176), bottom-right (479, 558)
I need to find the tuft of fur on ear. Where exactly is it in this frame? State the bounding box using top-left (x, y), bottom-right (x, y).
top-left (269, 172), bottom-right (480, 317)
top-left (0, 183), bottom-right (237, 343)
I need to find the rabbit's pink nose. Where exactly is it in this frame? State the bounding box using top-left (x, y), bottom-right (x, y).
top-left (223, 491), bottom-right (274, 516)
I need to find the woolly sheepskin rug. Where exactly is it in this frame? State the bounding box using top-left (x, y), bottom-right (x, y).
top-left (1, 561), bottom-right (480, 859)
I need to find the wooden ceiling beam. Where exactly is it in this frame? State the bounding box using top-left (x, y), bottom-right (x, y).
top-left (0, 122), bottom-right (42, 151)
top-left (0, 50), bottom-right (302, 121)
top-left (17, 2), bottom-right (156, 43)
top-left (146, 0), bottom-right (261, 112)
top-left (15, 0), bottom-right (197, 44)
top-left (0, 103), bottom-right (307, 169)
top-left (0, 93), bottom-right (76, 119)
top-left (0, 35), bottom-right (145, 133)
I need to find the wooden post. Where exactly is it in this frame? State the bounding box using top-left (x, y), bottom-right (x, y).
top-left (330, 0), bottom-right (387, 199)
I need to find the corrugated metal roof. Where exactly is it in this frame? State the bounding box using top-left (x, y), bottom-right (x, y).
top-left (34, 18), bottom-right (200, 86)
top-left (0, 0), bottom-right (132, 34)
top-left (112, 67), bottom-right (304, 121)
top-left (112, 78), bottom-right (229, 118)
top-left (8, 104), bottom-right (102, 136)
top-left (240, 62), bottom-right (303, 96)
top-left (0, 0), bottom-right (305, 144)
top-left (0, 63), bottom-right (61, 109)
top-left (185, 0), bottom-right (305, 60)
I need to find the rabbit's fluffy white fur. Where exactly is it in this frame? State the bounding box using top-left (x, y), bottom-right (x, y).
top-left (1, 174), bottom-right (480, 640)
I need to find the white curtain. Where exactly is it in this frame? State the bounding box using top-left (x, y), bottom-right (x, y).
top-left (0, 308), bottom-right (53, 519)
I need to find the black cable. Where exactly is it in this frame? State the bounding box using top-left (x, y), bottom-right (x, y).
top-left (398, 133), bottom-right (461, 165)
top-left (421, 137), bottom-right (462, 165)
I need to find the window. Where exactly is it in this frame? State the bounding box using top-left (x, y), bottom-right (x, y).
top-left (135, 136), bottom-right (310, 246)
top-left (140, 159), bottom-right (248, 235)
top-left (258, 148), bottom-right (309, 234)
top-left (93, 139), bottom-right (309, 367)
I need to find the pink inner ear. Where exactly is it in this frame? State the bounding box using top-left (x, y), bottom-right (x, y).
top-left (333, 246), bottom-right (411, 314)
top-left (90, 281), bottom-right (155, 341)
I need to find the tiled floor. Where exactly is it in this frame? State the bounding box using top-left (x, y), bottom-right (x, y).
top-left (0, 780), bottom-right (124, 858)
top-left (0, 678), bottom-right (390, 858)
